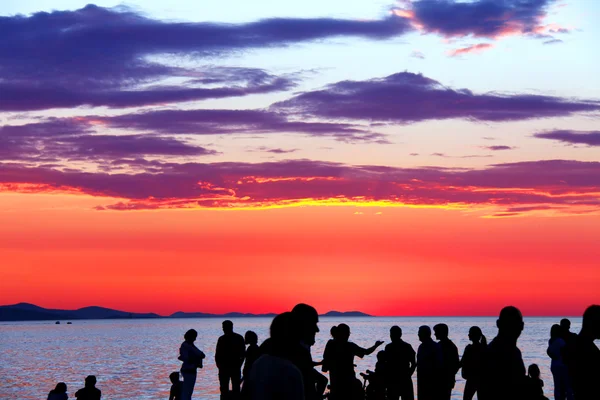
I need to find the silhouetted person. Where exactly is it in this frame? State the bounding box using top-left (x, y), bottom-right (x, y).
top-left (524, 364), bottom-right (548, 400)
top-left (290, 303), bottom-right (325, 400)
top-left (478, 306), bottom-right (527, 400)
top-left (322, 326), bottom-right (338, 374)
top-left (560, 318), bottom-right (578, 346)
top-left (416, 325), bottom-right (443, 400)
top-left (169, 372), bottom-right (182, 400)
top-left (460, 326), bottom-right (487, 400)
top-left (179, 329), bottom-right (206, 400)
top-left (75, 376), bottom-right (101, 400)
top-left (48, 382), bottom-right (68, 400)
top-left (548, 324), bottom-right (573, 400)
top-left (216, 320), bottom-right (246, 400)
top-left (434, 323), bottom-right (459, 400)
top-left (384, 325), bottom-right (416, 400)
top-left (243, 312), bottom-right (304, 400)
top-left (243, 331), bottom-right (260, 382)
top-left (362, 351), bottom-right (387, 400)
top-left (566, 305), bottom-right (600, 400)
top-left (323, 323), bottom-right (383, 400)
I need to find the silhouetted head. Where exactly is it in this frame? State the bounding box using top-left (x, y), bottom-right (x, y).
top-left (330, 325), bottom-right (338, 339)
top-left (54, 382), bottom-right (67, 394)
top-left (336, 324), bottom-right (351, 342)
top-left (528, 364), bottom-right (541, 379)
top-left (581, 304), bottom-right (600, 339)
top-left (184, 329), bottom-right (198, 343)
top-left (269, 312), bottom-right (301, 357)
top-left (418, 326), bottom-right (431, 342)
top-left (560, 318), bottom-right (571, 331)
top-left (468, 326), bottom-right (486, 345)
top-left (550, 324), bottom-right (562, 342)
top-left (497, 306), bottom-right (524, 341)
top-left (222, 320), bottom-right (234, 334)
top-left (390, 325), bottom-right (402, 341)
top-left (291, 303), bottom-right (319, 346)
top-left (84, 375), bottom-right (97, 388)
top-left (169, 372), bottom-right (180, 385)
top-left (245, 330), bottom-right (258, 345)
top-left (377, 350), bottom-right (386, 362)
top-left (433, 323), bottom-right (449, 340)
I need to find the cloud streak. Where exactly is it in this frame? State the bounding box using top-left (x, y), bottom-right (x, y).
top-left (91, 109), bottom-right (385, 143)
top-left (481, 145), bottom-right (516, 151)
top-left (0, 120), bottom-right (217, 162)
top-left (448, 43), bottom-right (493, 57)
top-left (0, 66), bottom-right (296, 112)
top-left (274, 72), bottom-right (600, 123)
top-left (1, 159), bottom-right (598, 216)
top-left (534, 130), bottom-right (600, 146)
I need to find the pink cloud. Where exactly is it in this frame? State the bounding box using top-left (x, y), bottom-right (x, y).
top-left (448, 43), bottom-right (494, 57)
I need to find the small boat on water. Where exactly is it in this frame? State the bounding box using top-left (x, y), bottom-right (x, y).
top-left (55, 321), bottom-right (60, 324)
top-left (67, 322), bottom-right (72, 324)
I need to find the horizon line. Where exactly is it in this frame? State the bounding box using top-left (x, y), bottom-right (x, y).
top-left (1, 302), bottom-right (582, 319)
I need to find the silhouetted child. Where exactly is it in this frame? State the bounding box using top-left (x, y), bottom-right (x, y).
top-left (363, 351), bottom-right (387, 400)
top-left (75, 375), bottom-right (101, 400)
top-left (48, 382), bottom-right (68, 400)
top-left (525, 364), bottom-right (549, 400)
top-left (169, 372), bottom-right (182, 400)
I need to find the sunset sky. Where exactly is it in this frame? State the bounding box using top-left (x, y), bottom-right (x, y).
top-left (0, 0), bottom-right (599, 316)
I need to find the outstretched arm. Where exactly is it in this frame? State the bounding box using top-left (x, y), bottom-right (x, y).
top-left (363, 340), bottom-right (384, 356)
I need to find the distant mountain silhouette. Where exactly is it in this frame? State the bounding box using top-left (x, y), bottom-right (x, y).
top-left (0, 303), bottom-right (75, 321)
top-left (0, 303), bottom-right (286, 321)
top-left (321, 310), bottom-right (371, 317)
top-left (170, 311), bottom-right (277, 318)
top-left (0, 303), bottom-right (371, 321)
top-left (0, 303), bottom-right (161, 321)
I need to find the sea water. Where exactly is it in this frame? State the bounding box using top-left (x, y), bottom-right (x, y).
top-left (0, 316), bottom-right (583, 399)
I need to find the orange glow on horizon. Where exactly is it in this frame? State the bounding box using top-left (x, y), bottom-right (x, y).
top-left (1, 192), bottom-right (599, 317)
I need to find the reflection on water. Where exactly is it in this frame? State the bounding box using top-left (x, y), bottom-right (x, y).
top-left (0, 317), bottom-right (583, 399)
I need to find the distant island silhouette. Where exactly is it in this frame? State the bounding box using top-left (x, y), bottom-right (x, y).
top-left (0, 303), bottom-right (371, 321)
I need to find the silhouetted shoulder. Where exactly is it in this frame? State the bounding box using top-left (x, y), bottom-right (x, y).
top-left (245, 354), bottom-right (305, 400)
top-left (48, 392), bottom-right (68, 400)
top-left (75, 387), bottom-right (101, 400)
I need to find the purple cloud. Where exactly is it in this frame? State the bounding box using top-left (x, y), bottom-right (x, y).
top-left (92, 109), bottom-right (384, 143)
top-left (544, 38), bottom-right (564, 45)
top-left (274, 72), bottom-right (600, 123)
top-left (0, 67), bottom-right (295, 111)
top-left (1, 159), bottom-right (598, 215)
top-left (432, 152), bottom-right (493, 158)
top-left (0, 5), bottom-right (412, 111)
top-left (253, 147), bottom-right (299, 154)
top-left (51, 135), bottom-right (217, 158)
top-left (394, 0), bottom-right (561, 39)
top-left (482, 145), bottom-right (516, 151)
top-left (534, 130), bottom-right (600, 146)
top-left (0, 120), bottom-right (216, 161)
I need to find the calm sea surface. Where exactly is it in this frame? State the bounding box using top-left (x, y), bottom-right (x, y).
top-left (0, 317), bottom-right (586, 399)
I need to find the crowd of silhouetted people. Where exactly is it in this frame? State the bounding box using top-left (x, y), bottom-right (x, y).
top-left (47, 304), bottom-right (600, 400)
